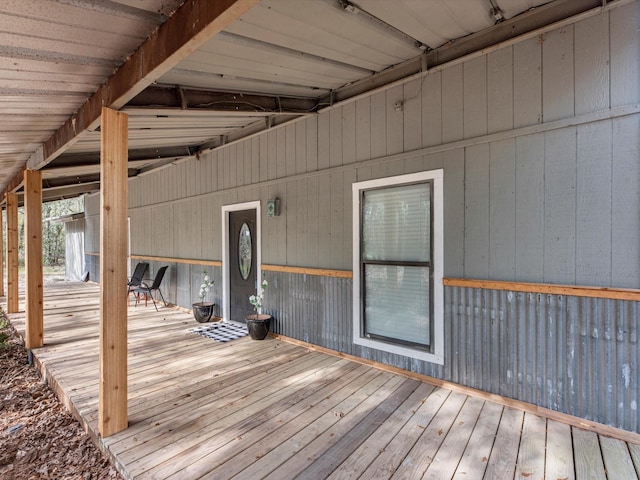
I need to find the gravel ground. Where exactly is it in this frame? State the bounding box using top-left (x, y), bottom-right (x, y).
top-left (0, 312), bottom-right (123, 480)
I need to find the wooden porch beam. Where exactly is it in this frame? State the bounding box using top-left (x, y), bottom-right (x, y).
top-left (24, 170), bottom-right (43, 349)
top-left (26, 0), bottom-right (259, 173)
top-left (99, 107), bottom-right (129, 437)
top-left (6, 193), bottom-right (18, 313)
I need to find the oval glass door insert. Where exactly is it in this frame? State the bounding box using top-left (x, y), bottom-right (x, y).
top-left (238, 222), bottom-right (252, 280)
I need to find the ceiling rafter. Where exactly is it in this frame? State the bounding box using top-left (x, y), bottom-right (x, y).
top-left (126, 85), bottom-right (318, 114)
top-left (4, 0), bottom-right (260, 196)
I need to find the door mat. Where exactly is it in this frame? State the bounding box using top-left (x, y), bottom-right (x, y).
top-left (190, 322), bottom-right (248, 343)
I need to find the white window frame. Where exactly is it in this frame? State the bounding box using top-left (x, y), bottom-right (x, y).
top-left (352, 169), bottom-right (444, 365)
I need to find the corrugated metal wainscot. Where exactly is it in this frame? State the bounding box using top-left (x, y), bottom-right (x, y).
top-left (266, 271), bottom-right (353, 355)
top-left (441, 286), bottom-right (638, 432)
top-left (267, 271), bottom-right (639, 433)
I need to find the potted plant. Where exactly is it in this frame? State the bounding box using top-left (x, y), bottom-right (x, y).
top-left (246, 278), bottom-right (271, 340)
top-left (192, 271), bottom-right (215, 323)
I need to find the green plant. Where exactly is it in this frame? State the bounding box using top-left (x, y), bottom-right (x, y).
top-left (199, 271), bottom-right (214, 302)
top-left (249, 278), bottom-right (268, 314)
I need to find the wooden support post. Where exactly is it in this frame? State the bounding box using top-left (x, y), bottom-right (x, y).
top-left (24, 170), bottom-right (43, 349)
top-left (0, 207), bottom-right (4, 297)
top-left (6, 193), bottom-right (18, 313)
top-left (99, 107), bottom-right (129, 437)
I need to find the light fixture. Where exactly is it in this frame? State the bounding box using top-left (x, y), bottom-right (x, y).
top-left (266, 198), bottom-right (280, 217)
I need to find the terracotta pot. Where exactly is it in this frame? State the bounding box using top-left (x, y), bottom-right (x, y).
top-left (192, 302), bottom-right (215, 323)
top-left (245, 314), bottom-right (272, 340)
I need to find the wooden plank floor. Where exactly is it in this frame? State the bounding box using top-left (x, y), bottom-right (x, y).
top-left (5, 282), bottom-right (640, 480)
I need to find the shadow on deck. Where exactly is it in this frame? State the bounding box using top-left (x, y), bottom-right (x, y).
top-left (5, 282), bottom-right (640, 479)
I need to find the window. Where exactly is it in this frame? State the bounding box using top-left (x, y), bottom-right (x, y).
top-left (352, 170), bottom-right (443, 364)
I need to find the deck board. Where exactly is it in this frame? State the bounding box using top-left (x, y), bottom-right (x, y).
top-left (4, 282), bottom-right (639, 480)
top-left (600, 436), bottom-right (638, 480)
top-left (452, 400), bottom-right (503, 479)
top-left (545, 419), bottom-right (575, 480)
top-left (352, 387), bottom-right (452, 479)
top-left (573, 429), bottom-right (607, 479)
top-left (324, 383), bottom-right (436, 480)
top-left (516, 413), bottom-right (548, 479)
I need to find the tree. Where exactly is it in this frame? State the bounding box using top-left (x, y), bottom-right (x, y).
top-left (14, 197), bottom-right (84, 266)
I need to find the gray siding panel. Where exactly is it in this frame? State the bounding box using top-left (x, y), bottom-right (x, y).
top-left (489, 139), bottom-right (516, 280)
top-left (543, 128), bottom-right (577, 284)
top-left (386, 84), bottom-right (404, 155)
top-left (463, 56), bottom-right (487, 139)
top-left (542, 25), bottom-right (574, 122)
top-left (330, 107), bottom-right (343, 167)
top-left (441, 64), bottom-right (463, 143)
top-left (612, 115), bottom-right (640, 288)
top-left (443, 149), bottom-right (465, 277)
top-left (464, 144), bottom-right (490, 278)
top-left (576, 121), bottom-right (612, 285)
top-left (515, 134), bottom-right (544, 282)
top-left (513, 36), bottom-right (541, 128)
top-left (575, 14), bottom-right (610, 115)
top-left (421, 71), bottom-right (442, 147)
top-left (610, 2), bottom-right (640, 107)
top-left (370, 91), bottom-right (386, 158)
top-left (403, 78), bottom-right (422, 151)
top-left (487, 46), bottom-right (513, 134)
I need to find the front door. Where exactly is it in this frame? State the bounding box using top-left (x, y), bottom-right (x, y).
top-left (229, 209), bottom-right (257, 322)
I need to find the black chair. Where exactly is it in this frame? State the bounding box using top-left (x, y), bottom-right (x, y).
top-left (127, 262), bottom-right (149, 300)
top-left (133, 266), bottom-right (168, 311)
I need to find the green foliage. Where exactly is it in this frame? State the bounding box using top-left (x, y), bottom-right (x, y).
top-left (14, 197), bottom-right (84, 267)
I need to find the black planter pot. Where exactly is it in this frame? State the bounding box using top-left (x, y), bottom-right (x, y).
top-left (245, 314), bottom-right (272, 340)
top-left (192, 302), bottom-right (215, 323)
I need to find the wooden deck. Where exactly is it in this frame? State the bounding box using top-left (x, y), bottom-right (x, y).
top-left (5, 282), bottom-right (640, 480)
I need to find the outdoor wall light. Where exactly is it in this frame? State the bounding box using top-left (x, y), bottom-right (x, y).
top-left (266, 197), bottom-right (280, 217)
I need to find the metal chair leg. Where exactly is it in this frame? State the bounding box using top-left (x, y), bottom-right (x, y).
top-left (150, 291), bottom-right (158, 311)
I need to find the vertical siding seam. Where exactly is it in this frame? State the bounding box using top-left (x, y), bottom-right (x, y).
top-left (608, 120), bottom-right (614, 287)
top-left (573, 127), bottom-right (578, 284)
top-left (542, 131), bottom-right (546, 282)
top-left (539, 34), bottom-right (544, 124)
top-left (485, 55), bottom-right (489, 140)
top-left (572, 23), bottom-right (577, 118)
top-left (607, 10), bottom-right (612, 110)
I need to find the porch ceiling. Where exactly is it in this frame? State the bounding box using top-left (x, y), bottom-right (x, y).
top-left (0, 0), bottom-right (606, 203)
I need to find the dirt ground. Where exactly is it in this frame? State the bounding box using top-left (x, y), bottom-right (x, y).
top-left (0, 312), bottom-right (123, 480)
